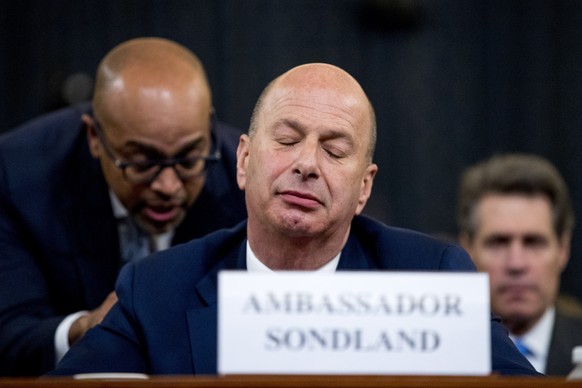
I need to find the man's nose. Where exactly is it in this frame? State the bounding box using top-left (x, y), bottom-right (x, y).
top-left (506, 241), bottom-right (528, 270)
top-left (293, 140), bottom-right (321, 179)
top-left (150, 166), bottom-right (183, 195)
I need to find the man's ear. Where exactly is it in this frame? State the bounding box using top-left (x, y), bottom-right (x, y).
top-left (355, 163), bottom-right (378, 215)
top-left (82, 114), bottom-right (101, 159)
top-left (558, 231), bottom-right (572, 272)
top-left (236, 134), bottom-right (250, 191)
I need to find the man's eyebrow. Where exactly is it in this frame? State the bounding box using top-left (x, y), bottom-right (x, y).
top-left (321, 129), bottom-right (356, 144)
top-left (276, 119), bottom-right (355, 141)
top-left (523, 234), bottom-right (548, 243)
top-left (483, 234), bottom-right (511, 244)
top-left (122, 137), bottom-right (208, 158)
top-left (275, 118), bottom-right (303, 132)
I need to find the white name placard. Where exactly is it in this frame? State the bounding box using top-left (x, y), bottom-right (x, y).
top-left (218, 271), bottom-right (490, 375)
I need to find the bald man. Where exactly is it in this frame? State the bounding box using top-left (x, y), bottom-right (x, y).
top-left (50, 63), bottom-right (538, 376)
top-left (0, 38), bottom-right (246, 376)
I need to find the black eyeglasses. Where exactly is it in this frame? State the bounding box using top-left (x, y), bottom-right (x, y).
top-left (91, 114), bottom-right (221, 184)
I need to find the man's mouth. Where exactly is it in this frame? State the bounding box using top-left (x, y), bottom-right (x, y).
top-left (279, 190), bottom-right (323, 209)
top-left (499, 284), bottom-right (534, 299)
top-left (143, 205), bottom-right (181, 223)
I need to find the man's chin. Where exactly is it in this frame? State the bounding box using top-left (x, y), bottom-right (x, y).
top-left (137, 212), bottom-right (185, 235)
top-left (498, 304), bottom-right (539, 322)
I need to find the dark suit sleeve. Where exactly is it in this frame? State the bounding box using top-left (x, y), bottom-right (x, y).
top-left (0, 104), bottom-right (120, 376)
top-left (48, 263), bottom-right (147, 375)
top-left (0, 150), bottom-right (63, 375)
top-left (489, 315), bottom-right (541, 375)
top-left (437, 244), bottom-right (477, 271)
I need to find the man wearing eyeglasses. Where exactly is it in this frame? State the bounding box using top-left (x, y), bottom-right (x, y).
top-left (0, 37), bottom-right (247, 376)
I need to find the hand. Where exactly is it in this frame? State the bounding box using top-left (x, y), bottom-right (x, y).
top-left (68, 291), bottom-right (118, 346)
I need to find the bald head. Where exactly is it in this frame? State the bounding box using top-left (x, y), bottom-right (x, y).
top-left (237, 63), bottom-right (378, 267)
top-left (92, 37), bottom-right (211, 122)
top-left (250, 63), bottom-right (376, 162)
top-left (85, 38), bottom-right (216, 234)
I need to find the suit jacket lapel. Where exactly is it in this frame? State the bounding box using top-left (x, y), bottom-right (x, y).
top-left (186, 239), bottom-right (246, 374)
top-left (337, 231), bottom-right (376, 270)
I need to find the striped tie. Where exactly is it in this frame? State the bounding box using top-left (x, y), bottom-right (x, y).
top-left (118, 217), bottom-right (151, 263)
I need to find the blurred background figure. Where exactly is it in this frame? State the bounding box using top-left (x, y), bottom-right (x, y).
top-left (457, 153), bottom-right (582, 375)
top-left (0, 37), bottom-right (246, 376)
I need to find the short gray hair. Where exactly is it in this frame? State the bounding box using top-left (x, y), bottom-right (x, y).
top-left (457, 153), bottom-right (574, 238)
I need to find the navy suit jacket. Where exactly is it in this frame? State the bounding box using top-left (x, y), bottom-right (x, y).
top-left (0, 104), bottom-right (247, 376)
top-left (51, 216), bottom-right (539, 376)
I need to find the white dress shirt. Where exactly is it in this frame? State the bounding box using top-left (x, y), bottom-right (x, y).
top-left (509, 307), bottom-right (555, 373)
top-left (245, 239), bottom-right (340, 273)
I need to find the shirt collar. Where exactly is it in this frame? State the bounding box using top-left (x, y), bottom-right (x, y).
top-left (245, 240), bottom-right (340, 272)
top-left (109, 190), bottom-right (128, 219)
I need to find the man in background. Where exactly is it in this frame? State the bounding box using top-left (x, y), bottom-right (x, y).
top-left (0, 37), bottom-right (246, 375)
top-left (458, 153), bottom-right (582, 375)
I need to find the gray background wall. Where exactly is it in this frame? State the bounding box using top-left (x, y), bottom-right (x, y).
top-left (2, 0), bottom-right (582, 298)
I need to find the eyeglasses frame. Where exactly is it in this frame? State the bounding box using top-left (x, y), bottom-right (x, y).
top-left (90, 112), bottom-right (221, 184)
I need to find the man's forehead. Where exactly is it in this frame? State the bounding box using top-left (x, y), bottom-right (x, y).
top-left (260, 98), bottom-right (365, 140)
top-left (263, 82), bottom-right (367, 123)
top-left (475, 195), bottom-right (555, 232)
